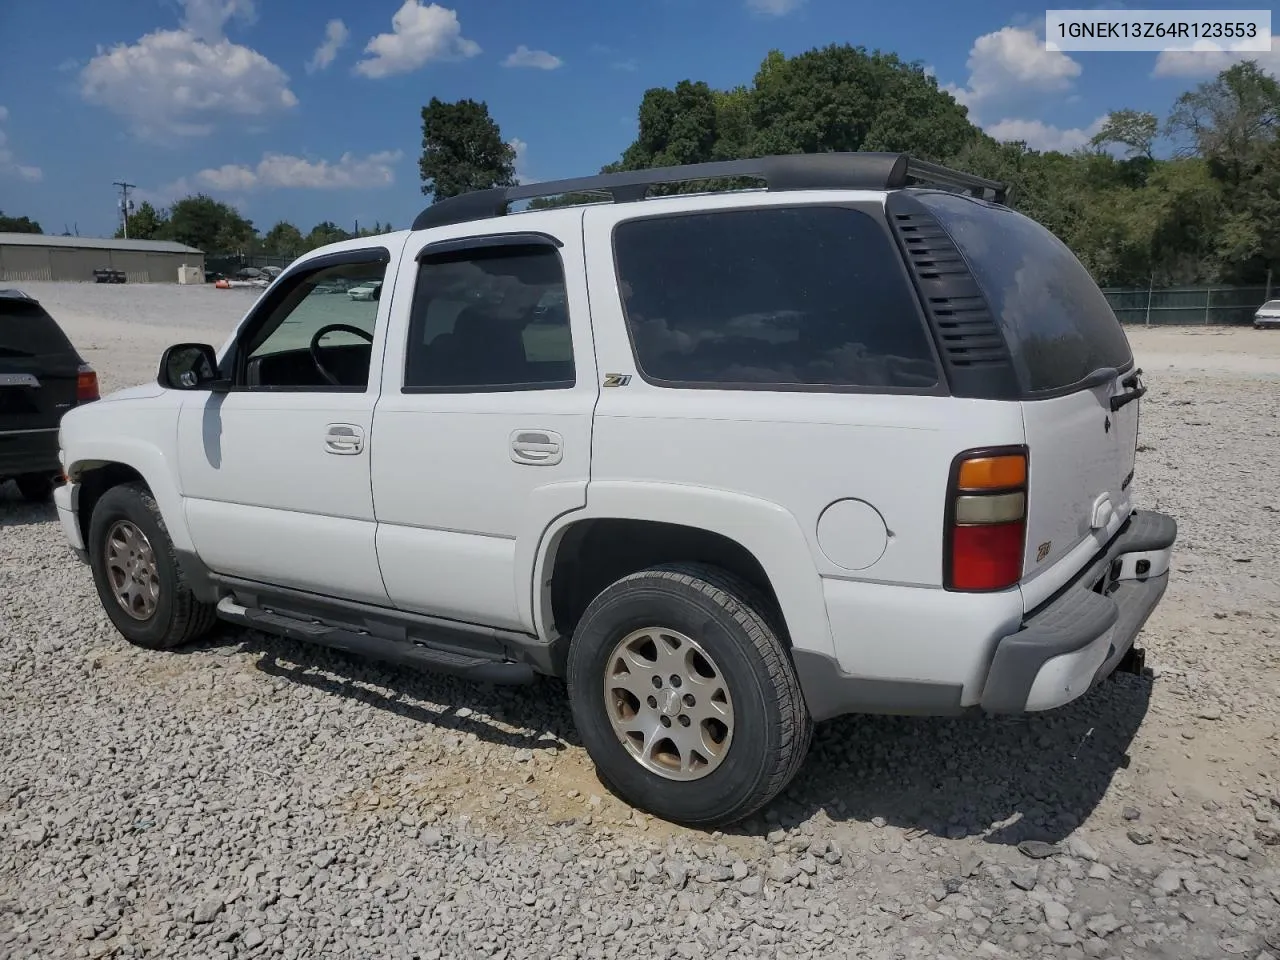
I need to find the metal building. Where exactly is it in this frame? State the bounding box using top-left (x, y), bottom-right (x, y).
top-left (0, 233), bottom-right (205, 283)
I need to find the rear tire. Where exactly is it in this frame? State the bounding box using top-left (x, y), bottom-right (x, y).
top-left (566, 562), bottom-right (813, 828)
top-left (15, 472), bottom-right (55, 502)
top-left (87, 482), bottom-right (217, 650)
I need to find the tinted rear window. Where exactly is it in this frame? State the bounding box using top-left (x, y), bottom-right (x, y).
top-left (612, 206), bottom-right (939, 390)
top-left (0, 298), bottom-right (76, 359)
top-left (917, 192), bottom-right (1133, 394)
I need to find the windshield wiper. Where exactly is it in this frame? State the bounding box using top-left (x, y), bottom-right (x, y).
top-left (1111, 368), bottom-right (1146, 411)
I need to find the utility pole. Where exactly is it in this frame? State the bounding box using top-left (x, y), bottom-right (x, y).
top-left (113, 180), bottom-right (136, 238)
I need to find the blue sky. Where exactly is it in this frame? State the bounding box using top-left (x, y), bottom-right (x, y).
top-left (0, 0), bottom-right (1275, 239)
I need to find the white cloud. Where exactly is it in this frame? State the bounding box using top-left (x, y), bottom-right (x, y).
top-left (502, 45), bottom-right (563, 70)
top-left (307, 19), bottom-right (349, 73)
top-left (0, 108), bottom-right (43, 182)
top-left (194, 150), bottom-right (404, 190)
top-left (179, 0), bottom-right (256, 42)
top-left (354, 1), bottom-right (480, 78)
top-left (1152, 36), bottom-right (1280, 78)
top-left (509, 138), bottom-right (530, 184)
top-left (986, 115), bottom-right (1107, 152)
top-left (78, 0), bottom-right (295, 138)
top-left (944, 26), bottom-right (1082, 123)
top-left (746, 0), bottom-right (804, 15)
top-left (0, 137), bottom-right (43, 183)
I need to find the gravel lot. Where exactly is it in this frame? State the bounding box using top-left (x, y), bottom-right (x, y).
top-left (3, 282), bottom-right (1279, 960)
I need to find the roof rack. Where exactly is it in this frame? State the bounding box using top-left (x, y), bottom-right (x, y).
top-left (411, 152), bottom-right (1008, 231)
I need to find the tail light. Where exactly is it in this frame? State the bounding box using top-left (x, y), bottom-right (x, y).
top-left (944, 447), bottom-right (1028, 591)
top-left (76, 363), bottom-right (99, 403)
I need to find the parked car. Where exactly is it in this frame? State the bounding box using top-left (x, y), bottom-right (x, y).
top-left (92, 268), bottom-right (126, 284)
top-left (53, 152), bottom-right (1176, 827)
top-left (1, 289), bottom-right (98, 500)
top-left (1254, 299), bottom-right (1280, 328)
top-left (347, 279), bottom-right (382, 301)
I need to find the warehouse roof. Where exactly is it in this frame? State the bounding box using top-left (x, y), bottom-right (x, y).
top-left (0, 233), bottom-right (204, 255)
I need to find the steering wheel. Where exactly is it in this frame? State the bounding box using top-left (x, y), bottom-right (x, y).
top-left (309, 323), bottom-right (374, 386)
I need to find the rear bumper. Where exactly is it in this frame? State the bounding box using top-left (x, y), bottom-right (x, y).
top-left (979, 510), bottom-right (1177, 713)
top-left (0, 427), bottom-right (60, 478)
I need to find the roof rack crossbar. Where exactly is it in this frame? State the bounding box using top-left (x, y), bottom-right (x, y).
top-left (900, 157), bottom-right (1008, 204)
top-left (411, 152), bottom-right (1007, 231)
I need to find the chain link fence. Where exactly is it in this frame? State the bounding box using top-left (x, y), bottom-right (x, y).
top-left (1103, 284), bottom-right (1274, 326)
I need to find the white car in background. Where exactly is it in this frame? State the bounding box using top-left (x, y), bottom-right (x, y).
top-left (1254, 299), bottom-right (1280, 328)
top-left (347, 280), bottom-right (382, 301)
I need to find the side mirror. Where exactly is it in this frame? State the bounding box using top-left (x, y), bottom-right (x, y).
top-left (158, 343), bottom-right (227, 391)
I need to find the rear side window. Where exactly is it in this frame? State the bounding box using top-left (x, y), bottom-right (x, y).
top-left (0, 297), bottom-right (76, 359)
top-left (612, 206), bottom-right (939, 391)
top-left (403, 246), bottom-right (574, 392)
top-left (916, 192), bottom-right (1133, 394)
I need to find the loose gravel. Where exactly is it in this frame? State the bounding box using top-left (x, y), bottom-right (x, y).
top-left (2, 283), bottom-right (1279, 959)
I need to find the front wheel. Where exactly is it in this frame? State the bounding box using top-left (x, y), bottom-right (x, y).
top-left (87, 482), bottom-right (217, 650)
top-left (566, 563), bottom-right (813, 828)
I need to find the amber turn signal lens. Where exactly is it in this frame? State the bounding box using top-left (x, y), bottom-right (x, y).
top-left (957, 454), bottom-right (1026, 491)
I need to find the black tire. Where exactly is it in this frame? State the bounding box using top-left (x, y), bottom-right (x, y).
top-left (15, 472), bottom-right (55, 502)
top-left (566, 562), bottom-right (813, 828)
top-left (87, 482), bottom-right (218, 650)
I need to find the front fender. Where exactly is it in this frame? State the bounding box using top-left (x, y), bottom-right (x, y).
top-left (60, 399), bottom-right (192, 554)
top-left (529, 481), bottom-right (835, 658)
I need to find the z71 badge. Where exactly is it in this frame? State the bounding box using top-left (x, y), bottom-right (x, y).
top-left (602, 373), bottom-right (632, 387)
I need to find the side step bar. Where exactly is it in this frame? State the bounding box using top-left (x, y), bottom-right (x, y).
top-left (216, 596), bottom-right (536, 685)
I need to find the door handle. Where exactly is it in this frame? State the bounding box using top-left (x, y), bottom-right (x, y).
top-left (325, 423), bottom-right (364, 455)
top-left (510, 429), bottom-right (563, 465)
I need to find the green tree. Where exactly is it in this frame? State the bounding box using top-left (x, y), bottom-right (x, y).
top-left (0, 211), bottom-right (42, 233)
top-left (262, 221), bottom-right (305, 256)
top-left (165, 195), bottom-right (257, 253)
top-left (749, 45), bottom-right (977, 160)
top-left (113, 201), bottom-right (167, 240)
top-left (419, 97), bottom-right (517, 202)
top-left (1167, 61), bottom-right (1280, 182)
top-left (1091, 110), bottom-right (1160, 161)
top-left (305, 221), bottom-right (351, 250)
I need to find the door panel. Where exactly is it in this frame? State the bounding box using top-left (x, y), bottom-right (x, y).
top-left (371, 212), bottom-right (598, 632)
top-left (177, 246), bottom-right (402, 604)
top-left (178, 391), bottom-right (388, 602)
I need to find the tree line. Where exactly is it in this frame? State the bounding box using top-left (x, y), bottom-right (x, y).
top-left (419, 47), bottom-right (1280, 288)
top-left (6, 44), bottom-right (1277, 287)
top-left (113, 196), bottom-right (392, 258)
top-left (2, 197), bottom-right (390, 260)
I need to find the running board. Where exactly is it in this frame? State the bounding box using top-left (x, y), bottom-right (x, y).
top-left (215, 596), bottom-right (536, 685)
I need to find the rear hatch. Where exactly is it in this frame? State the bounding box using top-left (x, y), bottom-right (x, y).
top-left (0, 293), bottom-right (84, 433)
top-left (913, 193), bottom-right (1140, 610)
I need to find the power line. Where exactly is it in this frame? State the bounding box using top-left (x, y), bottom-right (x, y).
top-left (113, 180), bottom-right (136, 238)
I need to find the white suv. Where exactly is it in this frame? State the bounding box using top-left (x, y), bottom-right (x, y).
top-left (54, 153), bottom-right (1177, 827)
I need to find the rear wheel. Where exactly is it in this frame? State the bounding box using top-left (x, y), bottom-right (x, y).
top-left (566, 562), bottom-right (812, 828)
top-left (15, 472), bottom-right (55, 502)
top-left (87, 482), bottom-right (217, 650)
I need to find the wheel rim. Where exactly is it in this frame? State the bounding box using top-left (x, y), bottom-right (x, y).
top-left (104, 520), bottom-right (160, 621)
top-left (603, 627), bottom-right (735, 781)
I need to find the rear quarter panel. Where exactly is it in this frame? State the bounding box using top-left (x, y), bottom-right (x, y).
top-left (580, 193), bottom-right (1028, 665)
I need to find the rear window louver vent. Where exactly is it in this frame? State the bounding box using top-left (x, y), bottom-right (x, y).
top-left (887, 196), bottom-right (1020, 401)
